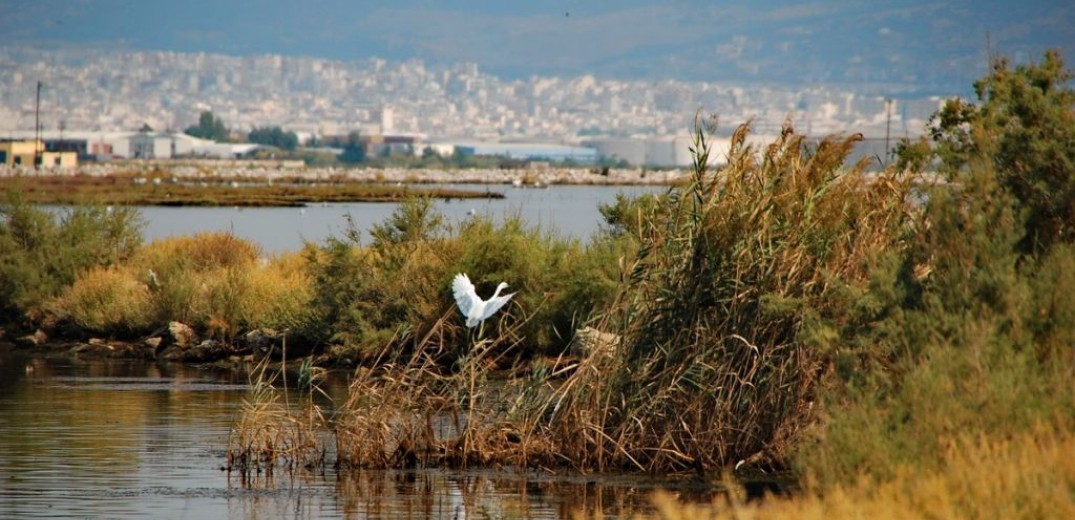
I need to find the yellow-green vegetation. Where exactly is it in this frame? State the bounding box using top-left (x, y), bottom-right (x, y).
top-left (594, 425), bottom-right (1075, 519)
top-left (0, 172), bottom-right (501, 207)
top-left (49, 232), bottom-right (317, 340)
top-left (3, 50), bottom-right (1075, 518)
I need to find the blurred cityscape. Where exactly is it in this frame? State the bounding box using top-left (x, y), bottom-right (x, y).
top-left (0, 46), bottom-right (948, 167)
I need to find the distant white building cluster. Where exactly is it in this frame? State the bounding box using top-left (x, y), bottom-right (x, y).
top-left (1, 129), bottom-right (261, 161)
top-left (0, 47), bottom-right (946, 167)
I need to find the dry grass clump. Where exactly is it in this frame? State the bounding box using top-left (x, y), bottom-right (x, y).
top-left (542, 119), bottom-right (915, 472)
top-left (599, 423), bottom-right (1075, 520)
top-left (332, 312), bottom-right (554, 470)
top-left (333, 355), bottom-right (450, 468)
top-left (227, 354), bottom-right (329, 476)
top-left (331, 320), bottom-right (457, 469)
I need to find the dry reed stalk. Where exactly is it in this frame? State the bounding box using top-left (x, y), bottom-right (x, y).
top-left (227, 339), bottom-right (328, 476)
top-left (333, 303), bottom-right (546, 469)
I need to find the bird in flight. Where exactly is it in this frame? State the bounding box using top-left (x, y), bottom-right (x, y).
top-left (452, 273), bottom-right (515, 328)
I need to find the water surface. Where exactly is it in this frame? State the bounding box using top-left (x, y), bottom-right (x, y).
top-left (137, 184), bottom-right (667, 254)
top-left (0, 351), bottom-right (695, 519)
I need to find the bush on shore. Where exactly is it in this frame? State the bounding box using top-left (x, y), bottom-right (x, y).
top-left (0, 194), bottom-right (142, 326)
top-left (301, 197), bottom-right (621, 365)
top-left (48, 232), bottom-right (317, 343)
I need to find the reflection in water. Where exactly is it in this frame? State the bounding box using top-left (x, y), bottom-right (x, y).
top-left (332, 470), bottom-right (673, 519)
top-left (0, 351), bottom-right (688, 519)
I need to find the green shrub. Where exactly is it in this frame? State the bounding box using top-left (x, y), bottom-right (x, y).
top-left (452, 215), bottom-right (600, 356)
top-left (0, 193), bottom-right (142, 325)
top-left (797, 50), bottom-right (1075, 489)
top-left (303, 197), bottom-right (622, 364)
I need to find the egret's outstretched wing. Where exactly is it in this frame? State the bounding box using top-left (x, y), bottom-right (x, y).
top-left (480, 292), bottom-right (515, 322)
top-left (452, 273), bottom-right (479, 317)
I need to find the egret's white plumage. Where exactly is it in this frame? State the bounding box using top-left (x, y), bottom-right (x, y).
top-left (452, 273), bottom-right (514, 328)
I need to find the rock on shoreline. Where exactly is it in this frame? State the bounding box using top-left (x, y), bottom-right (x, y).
top-left (7, 321), bottom-right (292, 365)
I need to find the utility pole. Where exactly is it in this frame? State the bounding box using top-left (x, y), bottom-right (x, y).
top-left (35, 81), bottom-right (42, 169)
top-left (884, 98), bottom-right (893, 165)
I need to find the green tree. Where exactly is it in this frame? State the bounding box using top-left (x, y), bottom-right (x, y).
top-left (899, 50), bottom-right (1075, 255)
top-left (248, 126), bottom-right (299, 151)
top-left (184, 111), bottom-right (231, 142)
top-left (338, 131), bottom-right (366, 164)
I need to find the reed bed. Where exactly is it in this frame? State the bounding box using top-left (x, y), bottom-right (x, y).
top-left (227, 342), bottom-right (329, 477)
top-left (332, 307), bottom-right (560, 469)
top-left (538, 118), bottom-right (915, 472)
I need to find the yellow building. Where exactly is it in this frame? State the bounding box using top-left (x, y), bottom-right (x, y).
top-left (0, 139), bottom-right (78, 168)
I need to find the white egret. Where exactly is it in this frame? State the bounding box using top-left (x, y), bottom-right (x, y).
top-left (452, 273), bottom-right (515, 328)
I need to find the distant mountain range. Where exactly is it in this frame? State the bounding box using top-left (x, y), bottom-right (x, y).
top-left (2, 0), bottom-right (1072, 92)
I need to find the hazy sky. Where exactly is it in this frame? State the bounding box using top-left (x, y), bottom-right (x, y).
top-left (2, 0), bottom-right (1072, 90)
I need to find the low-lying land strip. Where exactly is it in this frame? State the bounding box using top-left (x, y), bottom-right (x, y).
top-left (0, 170), bottom-right (506, 206)
top-left (0, 161), bottom-right (686, 206)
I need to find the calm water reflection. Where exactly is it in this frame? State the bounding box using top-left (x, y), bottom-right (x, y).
top-left (137, 184), bottom-right (667, 254)
top-left (0, 351), bottom-right (684, 519)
